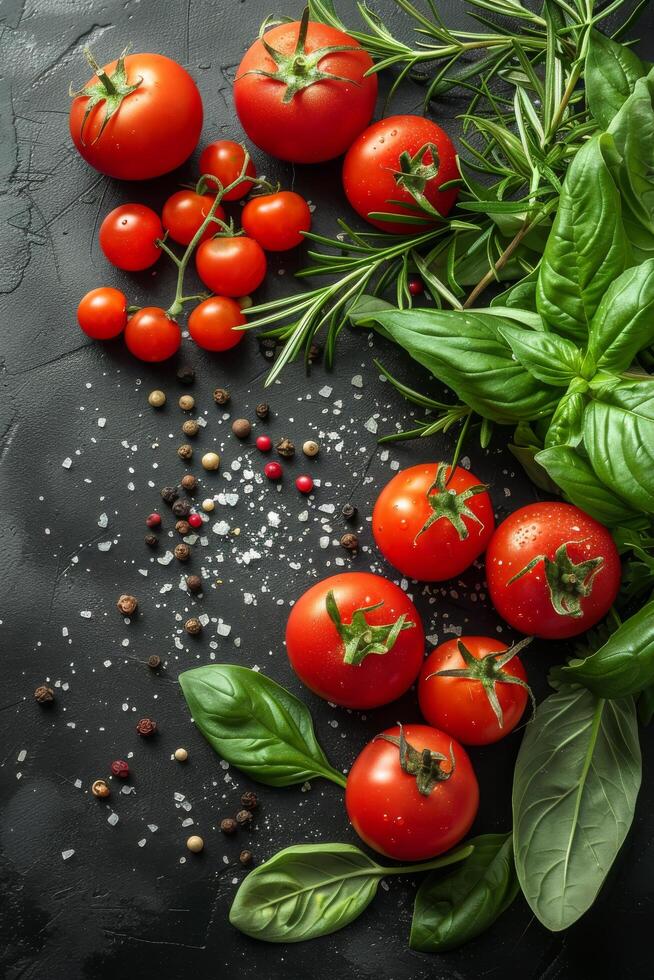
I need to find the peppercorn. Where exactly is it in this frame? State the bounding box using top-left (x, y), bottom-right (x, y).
top-left (145, 512), bottom-right (161, 529)
top-left (186, 835), bottom-right (204, 853)
top-left (232, 418), bottom-right (251, 439)
top-left (136, 717), bottom-right (157, 736)
top-left (259, 337), bottom-right (278, 359)
top-left (340, 532), bottom-right (359, 552)
top-left (144, 533), bottom-right (158, 548)
top-left (181, 474), bottom-right (198, 492)
top-left (202, 452), bottom-right (220, 471)
top-left (160, 485), bottom-right (179, 505)
top-left (202, 498), bottom-right (215, 512)
top-left (34, 684), bottom-right (54, 704)
top-left (220, 817), bottom-right (238, 835)
top-left (116, 594), bottom-right (138, 616)
top-left (147, 655), bottom-right (161, 670)
top-left (172, 497), bottom-right (192, 518)
top-left (255, 402), bottom-right (269, 420)
top-left (91, 779), bottom-right (110, 798)
top-left (185, 617), bottom-right (202, 635)
top-left (179, 394), bottom-right (195, 411)
top-left (174, 747), bottom-right (188, 762)
top-left (408, 275), bottom-right (424, 296)
top-left (213, 387), bottom-right (230, 405)
top-left (177, 443), bottom-right (193, 461)
top-left (240, 790), bottom-right (258, 811)
top-left (148, 389), bottom-right (166, 408)
top-left (238, 295), bottom-right (253, 310)
top-left (264, 461), bottom-right (282, 480)
top-left (111, 759), bottom-right (129, 779)
top-left (296, 475), bottom-right (314, 495)
top-left (239, 849), bottom-right (254, 866)
top-left (187, 575), bottom-right (203, 594)
top-left (256, 435), bottom-right (272, 453)
top-left (341, 503), bottom-right (357, 521)
top-left (276, 437), bottom-right (295, 458)
top-left (174, 543), bottom-right (191, 562)
top-left (177, 364), bottom-right (195, 385)
top-left (175, 519), bottom-right (191, 536)
top-left (182, 419), bottom-right (200, 438)
top-left (302, 439), bottom-right (319, 458)
top-left (235, 809), bottom-right (253, 828)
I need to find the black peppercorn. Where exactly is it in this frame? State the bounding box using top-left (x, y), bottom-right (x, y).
top-left (239, 849), bottom-right (253, 866)
top-left (185, 617), bottom-right (202, 635)
top-left (275, 437), bottom-right (295, 458)
top-left (177, 443), bottom-right (193, 461)
top-left (174, 543), bottom-right (191, 561)
top-left (144, 533), bottom-right (158, 548)
top-left (147, 655), bottom-right (161, 670)
top-left (34, 684), bottom-right (54, 704)
top-left (235, 809), bottom-right (253, 828)
top-left (136, 717), bottom-right (157, 736)
top-left (255, 402), bottom-right (269, 420)
top-left (172, 498), bottom-right (192, 518)
top-left (182, 419), bottom-right (200, 438)
top-left (116, 594), bottom-right (138, 616)
top-left (340, 532), bottom-right (359, 552)
top-left (341, 503), bottom-right (357, 521)
top-left (181, 474), bottom-right (198, 492)
top-left (177, 364), bottom-right (195, 385)
top-left (175, 520), bottom-right (191, 536)
top-left (220, 817), bottom-right (238, 835)
top-left (186, 575), bottom-right (203, 594)
top-left (160, 485), bottom-right (179, 505)
top-left (240, 790), bottom-right (258, 811)
top-left (213, 387), bottom-right (230, 405)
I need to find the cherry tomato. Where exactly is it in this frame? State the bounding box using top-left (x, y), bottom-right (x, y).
top-left (241, 192), bottom-right (311, 251)
top-left (343, 116), bottom-right (460, 234)
top-left (195, 236), bottom-right (267, 297)
top-left (162, 190), bottom-right (224, 246)
top-left (345, 723), bottom-right (478, 861)
top-left (286, 572), bottom-right (424, 709)
top-left (418, 636), bottom-right (531, 746)
top-left (124, 307), bottom-right (181, 362)
top-left (99, 204), bottom-right (162, 271)
top-left (69, 52), bottom-right (202, 180)
top-left (373, 463), bottom-right (494, 582)
top-left (199, 141), bottom-right (256, 200)
top-left (234, 16), bottom-right (377, 163)
top-left (187, 297), bottom-right (246, 352)
top-left (486, 502), bottom-right (621, 640)
top-left (77, 287), bottom-right (127, 339)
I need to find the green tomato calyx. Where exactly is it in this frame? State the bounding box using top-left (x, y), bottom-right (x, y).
top-left (377, 723), bottom-right (454, 797)
top-left (326, 590), bottom-right (414, 667)
top-left (508, 540), bottom-right (605, 617)
top-left (70, 47), bottom-right (142, 146)
top-left (415, 462), bottom-right (488, 544)
top-left (393, 142), bottom-right (445, 218)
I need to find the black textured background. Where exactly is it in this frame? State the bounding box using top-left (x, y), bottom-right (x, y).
top-left (1, 2), bottom-right (653, 978)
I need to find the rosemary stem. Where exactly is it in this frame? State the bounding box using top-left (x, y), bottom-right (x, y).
top-left (462, 217), bottom-right (533, 309)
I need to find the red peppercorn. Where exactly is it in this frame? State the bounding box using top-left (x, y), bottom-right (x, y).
top-left (188, 512), bottom-right (202, 529)
top-left (110, 759), bottom-right (129, 779)
top-left (295, 475), bottom-right (314, 494)
top-left (256, 435), bottom-right (272, 453)
top-left (264, 461), bottom-right (282, 480)
top-left (145, 513), bottom-right (161, 528)
top-left (408, 276), bottom-right (424, 296)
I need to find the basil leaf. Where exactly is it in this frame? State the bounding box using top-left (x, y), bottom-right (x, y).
top-left (585, 29), bottom-right (647, 129)
top-left (410, 834), bottom-right (519, 953)
top-left (178, 665), bottom-right (345, 787)
top-left (536, 135), bottom-right (627, 343)
top-left (498, 323), bottom-right (583, 386)
top-left (491, 267), bottom-right (539, 312)
top-left (584, 384), bottom-right (654, 514)
top-left (587, 258), bottom-right (654, 372)
top-left (562, 601), bottom-right (654, 698)
top-left (638, 684), bottom-right (654, 725)
top-left (513, 686), bottom-right (641, 932)
top-left (543, 390), bottom-right (585, 449)
top-left (509, 421), bottom-right (560, 494)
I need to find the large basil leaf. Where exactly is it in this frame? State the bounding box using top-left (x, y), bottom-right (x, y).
top-left (585, 29), bottom-right (647, 130)
top-left (350, 305), bottom-right (559, 423)
top-left (584, 384), bottom-right (654, 514)
top-left (498, 324), bottom-right (583, 386)
top-left (587, 259), bottom-right (654, 372)
top-left (513, 686), bottom-right (641, 932)
top-left (410, 834), bottom-right (519, 953)
top-left (562, 601), bottom-right (654, 698)
top-left (178, 665), bottom-right (345, 787)
top-left (536, 135), bottom-right (627, 343)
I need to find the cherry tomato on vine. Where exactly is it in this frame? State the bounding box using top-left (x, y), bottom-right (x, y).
top-left (69, 51), bottom-right (202, 180)
top-left (373, 463), bottom-right (494, 582)
top-left (195, 236), bottom-right (267, 297)
top-left (124, 307), bottom-right (181, 362)
top-left (345, 723), bottom-right (478, 862)
top-left (187, 297), bottom-right (246, 352)
top-left (418, 636), bottom-right (532, 746)
top-left (99, 204), bottom-right (162, 271)
top-left (286, 572), bottom-right (424, 710)
top-left (242, 191), bottom-right (311, 251)
top-left (77, 287), bottom-right (127, 340)
top-left (486, 502), bottom-right (621, 640)
top-left (162, 190), bottom-right (224, 246)
top-left (199, 140), bottom-right (256, 200)
top-left (343, 115), bottom-right (460, 234)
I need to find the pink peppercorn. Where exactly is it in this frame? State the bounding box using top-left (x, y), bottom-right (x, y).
top-left (264, 461), bottom-right (283, 480)
top-left (408, 276), bottom-right (424, 296)
top-left (145, 513), bottom-right (161, 528)
top-left (188, 513), bottom-right (202, 529)
top-left (110, 759), bottom-right (129, 779)
top-left (295, 475), bottom-right (314, 494)
top-left (256, 435), bottom-right (272, 452)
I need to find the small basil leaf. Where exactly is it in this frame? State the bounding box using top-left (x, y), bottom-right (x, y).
top-left (410, 834), bottom-right (519, 953)
top-left (587, 258), bottom-right (654, 372)
top-left (179, 665), bottom-right (344, 787)
top-left (585, 28), bottom-right (647, 129)
top-left (513, 686), bottom-right (641, 932)
top-left (498, 323), bottom-right (583, 386)
top-left (543, 391), bottom-right (586, 449)
top-left (491, 267), bottom-right (539, 312)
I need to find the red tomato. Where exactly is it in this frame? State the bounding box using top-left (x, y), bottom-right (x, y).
top-left (373, 463), bottom-right (494, 582)
top-left (77, 287), bottom-right (127, 339)
top-left (418, 636), bottom-right (531, 746)
top-left (124, 307), bottom-right (181, 362)
top-left (234, 16), bottom-right (377, 163)
top-left (345, 723), bottom-right (478, 861)
top-left (242, 192), bottom-right (311, 251)
top-left (286, 572), bottom-right (424, 710)
top-left (486, 502), bottom-right (621, 640)
top-left (343, 115), bottom-right (460, 233)
top-left (195, 236), bottom-right (267, 297)
top-left (69, 52), bottom-right (202, 180)
top-left (188, 297), bottom-right (246, 352)
top-left (162, 190), bottom-right (224, 246)
top-left (99, 204), bottom-right (162, 271)
top-left (199, 141), bottom-right (257, 201)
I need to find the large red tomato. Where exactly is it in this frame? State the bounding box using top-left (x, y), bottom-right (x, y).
top-left (69, 52), bottom-right (203, 180)
top-left (343, 115), bottom-right (460, 233)
top-left (373, 463), bottom-right (494, 581)
top-left (345, 723), bottom-right (478, 861)
top-left (285, 572), bottom-right (424, 710)
top-left (233, 13), bottom-right (377, 163)
top-left (486, 502), bottom-right (621, 639)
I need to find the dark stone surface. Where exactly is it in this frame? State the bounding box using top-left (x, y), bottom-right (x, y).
top-left (1, 2), bottom-right (652, 978)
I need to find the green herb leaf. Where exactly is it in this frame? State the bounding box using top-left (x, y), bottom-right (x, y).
top-left (178, 665), bottom-right (345, 788)
top-left (585, 28), bottom-right (647, 130)
top-left (638, 684), bottom-right (654, 725)
top-left (543, 390), bottom-right (586, 449)
top-left (410, 833), bottom-right (519, 953)
top-left (587, 258), bottom-right (654, 372)
top-left (513, 686), bottom-right (641, 932)
top-left (498, 323), bottom-right (583, 386)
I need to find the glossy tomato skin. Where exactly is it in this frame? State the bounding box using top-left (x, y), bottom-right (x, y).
top-left (242, 192), bottom-right (311, 251)
top-left (195, 237), bottom-right (267, 297)
top-left (486, 502), bottom-right (621, 639)
top-left (77, 287), bottom-right (127, 340)
top-left (343, 116), bottom-right (460, 233)
top-left (124, 307), bottom-right (181, 362)
top-left (418, 637), bottom-right (528, 745)
top-left (162, 191), bottom-right (224, 246)
top-left (234, 21), bottom-right (377, 163)
top-left (199, 141), bottom-right (256, 201)
top-left (346, 724), bottom-right (478, 861)
top-left (373, 464), bottom-right (494, 582)
top-left (285, 572), bottom-right (424, 709)
top-left (99, 204), bottom-right (163, 271)
top-left (69, 54), bottom-right (203, 180)
top-left (188, 297), bottom-right (246, 352)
